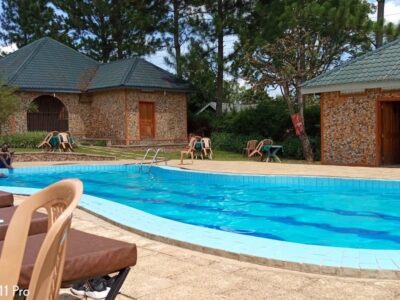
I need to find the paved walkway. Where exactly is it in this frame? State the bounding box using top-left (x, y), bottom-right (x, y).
top-left (13, 159), bottom-right (400, 179)
top-left (168, 160), bottom-right (400, 180)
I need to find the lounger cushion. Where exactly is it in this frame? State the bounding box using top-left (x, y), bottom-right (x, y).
top-left (0, 206), bottom-right (48, 240)
top-left (0, 229), bottom-right (137, 288)
top-left (0, 191), bottom-right (13, 208)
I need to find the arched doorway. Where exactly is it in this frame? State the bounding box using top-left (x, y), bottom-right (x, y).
top-left (27, 95), bottom-right (69, 131)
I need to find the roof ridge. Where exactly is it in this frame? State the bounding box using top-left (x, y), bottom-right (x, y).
top-left (302, 38), bottom-right (400, 87)
top-left (138, 57), bottom-right (178, 78)
top-left (8, 38), bottom-right (47, 85)
top-left (100, 56), bottom-right (136, 66)
top-left (121, 57), bottom-right (139, 85)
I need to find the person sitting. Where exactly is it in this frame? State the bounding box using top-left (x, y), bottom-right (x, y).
top-left (179, 134), bottom-right (197, 165)
top-left (0, 144), bottom-right (14, 169)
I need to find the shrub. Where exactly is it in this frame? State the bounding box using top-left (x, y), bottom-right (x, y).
top-left (211, 132), bottom-right (263, 153)
top-left (0, 131), bottom-right (47, 148)
top-left (304, 104), bottom-right (321, 137)
top-left (281, 136), bottom-right (303, 159)
top-left (281, 135), bottom-right (321, 160)
top-left (213, 100), bottom-right (292, 142)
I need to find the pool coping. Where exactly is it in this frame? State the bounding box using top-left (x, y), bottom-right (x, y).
top-left (2, 178), bottom-right (400, 280)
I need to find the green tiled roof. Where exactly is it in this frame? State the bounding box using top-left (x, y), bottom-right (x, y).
top-left (88, 57), bottom-right (191, 91)
top-left (302, 39), bottom-right (400, 94)
top-left (0, 37), bottom-right (191, 93)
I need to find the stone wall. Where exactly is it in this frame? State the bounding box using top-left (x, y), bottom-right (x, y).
top-left (2, 89), bottom-right (187, 145)
top-left (125, 90), bottom-right (187, 144)
top-left (321, 89), bottom-right (387, 166)
top-left (84, 89), bottom-right (125, 141)
top-left (1, 91), bottom-right (88, 136)
top-left (88, 89), bottom-right (187, 145)
top-left (14, 152), bottom-right (116, 162)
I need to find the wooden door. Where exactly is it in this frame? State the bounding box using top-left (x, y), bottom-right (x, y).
top-left (381, 102), bottom-right (400, 165)
top-left (139, 102), bottom-right (155, 139)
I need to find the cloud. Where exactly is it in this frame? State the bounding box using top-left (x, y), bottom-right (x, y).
top-left (0, 43), bottom-right (17, 54)
top-left (385, 1), bottom-right (400, 24)
top-left (369, 0), bottom-right (400, 24)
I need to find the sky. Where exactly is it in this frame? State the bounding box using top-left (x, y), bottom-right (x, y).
top-left (1, 0), bottom-right (400, 96)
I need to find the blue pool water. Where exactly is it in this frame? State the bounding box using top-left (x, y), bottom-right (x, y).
top-left (2, 165), bottom-right (400, 250)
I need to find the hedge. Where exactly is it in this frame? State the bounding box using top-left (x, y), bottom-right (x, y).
top-left (0, 131), bottom-right (47, 148)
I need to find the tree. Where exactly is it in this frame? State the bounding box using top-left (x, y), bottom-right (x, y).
top-left (0, 83), bottom-right (20, 134)
top-left (0, 0), bottom-right (70, 48)
top-left (54, 0), bottom-right (167, 62)
top-left (376, 0), bottom-right (385, 48)
top-left (371, 0), bottom-right (400, 47)
top-left (180, 41), bottom-right (218, 113)
top-left (234, 0), bottom-right (373, 161)
top-left (189, 0), bottom-right (249, 116)
top-left (161, 1), bottom-right (197, 79)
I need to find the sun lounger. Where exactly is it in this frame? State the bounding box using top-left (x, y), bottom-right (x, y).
top-left (249, 139), bottom-right (273, 158)
top-left (38, 131), bottom-right (59, 151)
top-left (201, 137), bottom-right (213, 160)
top-left (0, 190), bottom-right (14, 208)
top-left (0, 191), bottom-right (137, 300)
top-left (0, 192), bottom-right (48, 239)
top-left (180, 136), bottom-right (197, 164)
top-left (59, 132), bottom-right (74, 152)
top-left (0, 206), bottom-right (48, 240)
top-left (193, 136), bottom-right (204, 159)
top-left (0, 227), bottom-right (136, 299)
top-left (0, 179), bottom-right (83, 299)
top-left (1, 229), bottom-right (137, 297)
top-left (243, 140), bottom-right (258, 157)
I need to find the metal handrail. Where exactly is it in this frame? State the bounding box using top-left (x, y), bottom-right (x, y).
top-left (148, 148), bottom-right (167, 172)
top-left (139, 147), bottom-right (168, 172)
top-left (139, 148), bottom-right (155, 171)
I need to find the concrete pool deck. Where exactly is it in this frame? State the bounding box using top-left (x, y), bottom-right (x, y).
top-left (169, 160), bottom-right (400, 180)
top-left (13, 159), bottom-right (400, 180)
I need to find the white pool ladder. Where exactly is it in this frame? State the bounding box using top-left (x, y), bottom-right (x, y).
top-left (139, 147), bottom-right (168, 171)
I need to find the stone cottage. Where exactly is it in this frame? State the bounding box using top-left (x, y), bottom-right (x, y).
top-left (302, 39), bottom-right (400, 167)
top-left (0, 37), bottom-right (191, 146)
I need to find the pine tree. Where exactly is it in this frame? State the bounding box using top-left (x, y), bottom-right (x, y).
top-left (161, 0), bottom-right (197, 79)
top-left (54, 0), bottom-right (167, 62)
top-left (189, 0), bottom-right (250, 116)
top-left (0, 0), bottom-right (69, 48)
top-left (376, 0), bottom-right (385, 48)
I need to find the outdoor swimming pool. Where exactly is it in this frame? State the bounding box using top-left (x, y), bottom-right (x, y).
top-left (2, 164), bottom-right (400, 251)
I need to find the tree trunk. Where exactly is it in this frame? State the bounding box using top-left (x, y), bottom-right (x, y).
top-left (173, 0), bottom-right (182, 78)
top-left (283, 83), bottom-right (314, 162)
top-left (296, 91), bottom-right (314, 162)
top-left (296, 29), bottom-right (314, 162)
top-left (376, 0), bottom-right (385, 48)
top-left (298, 131), bottom-right (313, 162)
top-left (215, 0), bottom-right (224, 116)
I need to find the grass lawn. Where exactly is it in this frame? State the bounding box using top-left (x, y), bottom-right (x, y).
top-left (14, 146), bottom-right (317, 164)
top-left (15, 146), bottom-right (248, 161)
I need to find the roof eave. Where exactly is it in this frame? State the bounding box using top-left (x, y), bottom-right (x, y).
top-left (17, 87), bottom-right (83, 94)
top-left (302, 80), bottom-right (400, 95)
top-left (87, 84), bottom-right (192, 93)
